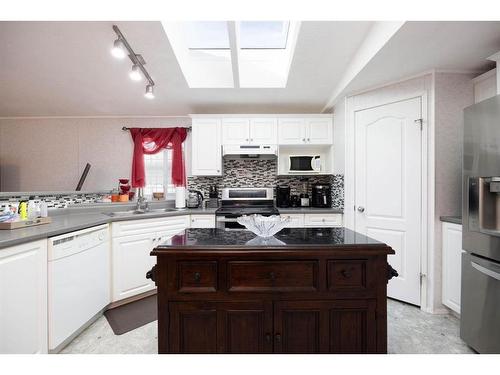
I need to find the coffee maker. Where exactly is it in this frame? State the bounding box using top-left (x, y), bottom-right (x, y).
top-left (311, 183), bottom-right (332, 208)
top-left (276, 185), bottom-right (291, 208)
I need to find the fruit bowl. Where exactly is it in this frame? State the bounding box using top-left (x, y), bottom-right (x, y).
top-left (236, 214), bottom-right (290, 238)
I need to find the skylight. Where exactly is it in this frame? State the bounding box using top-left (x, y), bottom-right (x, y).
top-left (239, 21), bottom-right (290, 49)
top-left (162, 21), bottom-right (301, 88)
top-left (185, 21), bottom-right (230, 49)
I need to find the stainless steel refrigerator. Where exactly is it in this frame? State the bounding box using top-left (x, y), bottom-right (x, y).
top-left (462, 94), bottom-right (500, 353)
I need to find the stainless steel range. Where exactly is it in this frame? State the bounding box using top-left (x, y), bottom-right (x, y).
top-left (215, 188), bottom-right (279, 230)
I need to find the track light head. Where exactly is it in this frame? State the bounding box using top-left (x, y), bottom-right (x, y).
top-left (144, 84), bottom-right (155, 99)
top-left (129, 64), bottom-right (142, 81)
top-left (111, 38), bottom-right (126, 59)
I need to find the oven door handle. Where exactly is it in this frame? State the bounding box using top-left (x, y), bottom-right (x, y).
top-left (471, 261), bottom-right (500, 281)
top-left (216, 217), bottom-right (239, 223)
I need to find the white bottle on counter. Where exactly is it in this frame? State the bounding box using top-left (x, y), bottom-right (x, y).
top-left (40, 201), bottom-right (48, 218)
top-left (27, 197), bottom-right (37, 220)
top-left (175, 186), bottom-right (186, 209)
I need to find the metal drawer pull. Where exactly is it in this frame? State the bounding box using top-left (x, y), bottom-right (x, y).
top-left (341, 269), bottom-right (352, 278)
top-left (194, 272), bottom-right (201, 282)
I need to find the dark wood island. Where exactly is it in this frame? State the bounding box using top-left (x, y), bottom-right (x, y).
top-left (150, 227), bottom-right (395, 354)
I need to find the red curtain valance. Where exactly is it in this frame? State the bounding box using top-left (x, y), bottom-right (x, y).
top-left (130, 127), bottom-right (188, 188)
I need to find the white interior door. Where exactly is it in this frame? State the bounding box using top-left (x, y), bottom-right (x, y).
top-left (354, 97), bottom-right (422, 305)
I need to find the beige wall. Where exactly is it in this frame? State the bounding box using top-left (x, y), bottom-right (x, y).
top-left (0, 117), bottom-right (190, 192)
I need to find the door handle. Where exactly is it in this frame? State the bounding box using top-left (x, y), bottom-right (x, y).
top-left (471, 261), bottom-right (500, 281)
top-left (357, 206), bottom-right (365, 213)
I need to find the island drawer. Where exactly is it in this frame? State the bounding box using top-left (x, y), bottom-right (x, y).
top-left (327, 260), bottom-right (368, 290)
top-left (177, 261), bottom-right (218, 292)
top-left (227, 261), bottom-right (318, 292)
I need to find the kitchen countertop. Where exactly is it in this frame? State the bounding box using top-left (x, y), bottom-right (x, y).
top-left (154, 227), bottom-right (386, 250)
top-left (0, 207), bottom-right (216, 250)
top-left (0, 205), bottom-right (344, 250)
top-left (440, 216), bottom-right (462, 225)
top-left (277, 207), bottom-right (343, 214)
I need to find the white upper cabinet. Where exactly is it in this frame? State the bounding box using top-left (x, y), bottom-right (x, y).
top-left (191, 118), bottom-right (222, 176)
top-left (249, 118), bottom-right (277, 144)
top-left (222, 117), bottom-right (277, 145)
top-left (222, 118), bottom-right (250, 145)
top-left (278, 117), bottom-right (332, 145)
top-left (306, 118), bottom-right (333, 144)
top-left (473, 69), bottom-right (497, 104)
top-left (278, 118), bottom-right (306, 144)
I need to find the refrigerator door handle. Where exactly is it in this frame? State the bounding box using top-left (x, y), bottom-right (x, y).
top-left (471, 261), bottom-right (500, 281)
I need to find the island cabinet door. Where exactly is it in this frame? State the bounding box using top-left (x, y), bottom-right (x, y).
top-left (274, 300), bottom-right (377, 354)
top-left (169, 301), bottom-right (273, 353)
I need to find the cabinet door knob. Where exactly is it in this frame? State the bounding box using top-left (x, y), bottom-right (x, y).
top-left (341, 269), bottom-right (352, 278)
top-left (307, 138), bottom-right (310, 141)
top-left (194, 272), bottom-right (201, 282)
top-left (269, 271), bottom-right (276, 280)
top-left (265, 333), bottom-right (272, 343)
top-left (275, 333), bottom-right (281, 343)
top-left (302, 138), bottom-right (306, 142)
top-left (357, 206), bottom-right (365, 213)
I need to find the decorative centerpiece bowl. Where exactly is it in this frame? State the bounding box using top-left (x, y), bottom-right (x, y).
top-left (237, 214), bottom-right (290, 238)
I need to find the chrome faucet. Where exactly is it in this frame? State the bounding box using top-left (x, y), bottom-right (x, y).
top-left (135, 188), bottom-right (149, 212)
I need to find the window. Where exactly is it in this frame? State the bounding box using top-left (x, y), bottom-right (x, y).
top-left (185, 21), bottom-right (230, 49)
top-left (238, 21), bottom-right (290, 49)
top-left (143, 149), bottom-right (176, 199)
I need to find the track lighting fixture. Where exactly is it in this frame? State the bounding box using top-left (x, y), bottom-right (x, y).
top-left (111, 38), bottom-right (127, 59)
top-left (129, 64), bottom-right (142, 81)
top-left (111, 25), bottom-right (156, 99)
top-left (144, 84), bottom-right (155, 99)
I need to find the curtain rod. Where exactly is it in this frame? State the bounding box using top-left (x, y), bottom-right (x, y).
top-left (122, 126), bottom-right (191, 132)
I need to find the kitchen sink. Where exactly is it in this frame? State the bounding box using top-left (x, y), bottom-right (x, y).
top-left (104, 208), bottom-right (184, 217)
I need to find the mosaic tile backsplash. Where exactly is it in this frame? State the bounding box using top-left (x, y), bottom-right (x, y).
top-left (187, 159), bottom-right (344, 210)
top-left (0, 192), bottom-right (110, 211)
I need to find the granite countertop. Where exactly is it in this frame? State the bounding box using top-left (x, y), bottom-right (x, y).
top-left (0, 204), bottom-right (344, 250)
top-left (277, 207), bottom-right (343, 214)
top-left (0, 207), bottom-right (217, 250)
top-left (154, 227), bottom-right (389, 251)
top-left (440, 216), bottom-right (462, 225)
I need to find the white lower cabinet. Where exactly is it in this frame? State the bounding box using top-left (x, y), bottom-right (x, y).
top-left (190, 214), bottom-right (216, 228)
top-left (280, 213), bottom-right (342, 228)
top-left (304, 213), bottom-right (342, 227)
top-left (111, 215), bottom-right (190, 302)
top-left (282, 213), bottom-right (305, 227)
top-left (0, 239), bottom-right (48, 354)
top-left (442, 222), bottom-right (464, 314)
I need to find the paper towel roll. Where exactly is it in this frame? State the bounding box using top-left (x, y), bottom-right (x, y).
top-left (175, 186), bottom-right (186, 208)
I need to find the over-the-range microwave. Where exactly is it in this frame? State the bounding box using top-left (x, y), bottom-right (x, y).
top-left (288, 155), bottom-right (322, 173)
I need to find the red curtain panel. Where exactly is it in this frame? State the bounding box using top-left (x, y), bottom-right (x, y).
top-left (130, 127), bottom-right (188, 188)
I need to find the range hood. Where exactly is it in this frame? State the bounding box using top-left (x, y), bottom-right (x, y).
top-left (222, 144), bottom-right (278, 159)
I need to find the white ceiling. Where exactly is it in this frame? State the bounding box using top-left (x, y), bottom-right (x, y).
top-left (328, 21), bottom-right (500, 105)
top-left (1, 21), bottom-right (500, 117)
top-left (0, 21), bottom-right (372, 117)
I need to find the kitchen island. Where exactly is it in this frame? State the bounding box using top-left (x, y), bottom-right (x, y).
top-left (150, 227), bottom-right (395, 354)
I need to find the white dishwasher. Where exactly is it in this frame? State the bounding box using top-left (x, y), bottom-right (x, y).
top-left (48, 224), bottom-right (110, 352)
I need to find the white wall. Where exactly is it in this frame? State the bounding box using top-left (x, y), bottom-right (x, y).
top-left (0, 117), bottom-right (190, 191)
top-left (433, 72), bottom-right (474, 312)
top-left (333, 98), bottom-right (346, 174)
